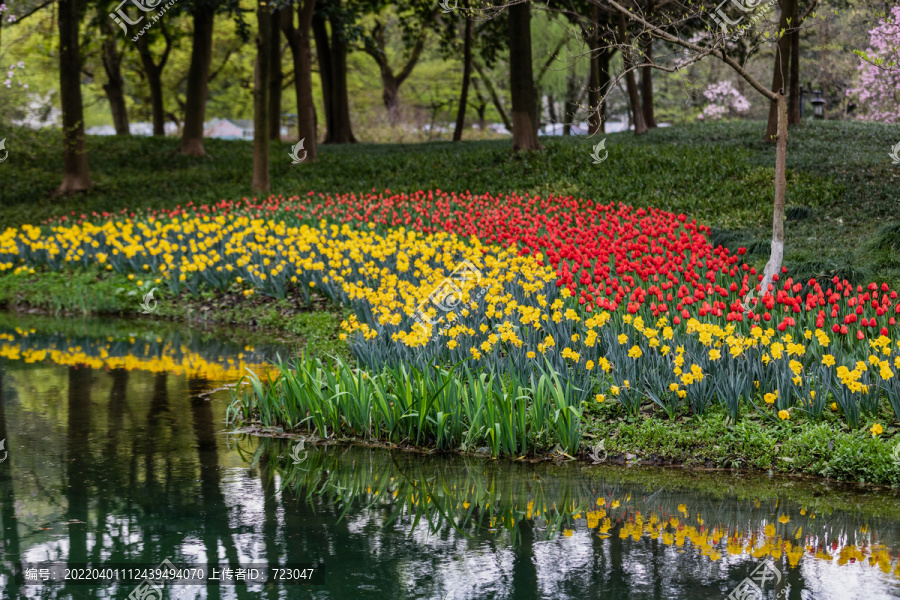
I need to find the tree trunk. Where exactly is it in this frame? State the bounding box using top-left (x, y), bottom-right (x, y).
top-left (564, 59), bottom-right (577, 136)
top-left (757, 94), bottom-right (788, 300)
top-left (364, 20), bottom-right (428, 128)
top-left (453, 16), bottom-right (474, 142)
top-left (57, 0), bottom-right (92, 193)
top-left (470, 77), bottom-right (489, 131)
top-left (618, 13), bottom-right (647, 135)
top-left (178, 6), bottom-right (215, 156)
top-left (253, 0), bottom-right (272, 193)
top-left (382, 76), bottom-right (401, 126)
top-left (473, 60), bottom-right (512, 133)
top-left (788, 0), bottom-right (800, 125)
top-left (765, 0), bottom-right (794, 140)
top-left (283, 0), bottom-right (318, 160)
top-left (270, 10), bottom-right (283, 141)
top-left (639, 13), bottom-right (657, 129)
top-left (508, 1), bottom-right (540, 151)
top-left (315, 0), bottom-right (355, 143)
top-left (587, 8), bottom-right (611, 135)
top-left (100, 18), bottom-right (130, 136)
top-left (312, 12), bottom-right (335, 140)
top-left (329, 8), bottom-right (355, 143)
top-left (136, 33), bottom-right (169, 136)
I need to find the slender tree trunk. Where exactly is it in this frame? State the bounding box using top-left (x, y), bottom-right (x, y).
top-left (453, 16), bottom-right (474, 142)
top-left (136, 29), bottom-right (171, 136)
top-left (473, 60), bottom-right (512, 133)
top-left (470, 77), bottom-right (488, 131)
top-left (597, 48), bottom-right (611, 131)
top-left (544, 94), bottom-right (554, 124)
top-left (101, 19), bottom-right (130, 136)
top-left (178, 6), bottom-right (215, 156)
top-left (312, 11), bottom-right (336, 141)
top-left (58, 0), bottom-right (92, 193)
top-left (270, 11), bottom-right (283, 141)
top-left (508, 1), bottom-right (540, 151)
top-left (788, 0), bottom-right (801, 124)
top-left (765, 0), bottom-right (794, 140)
top-left (588, 51), bottom-right (601, 134)
top-left (283, 0), bottom-right (317, 160)
top-left (323, 1), bottom-right (355, 143)
top-left (140, 58), bottom-right (166, 136)
top-left (618, 13), bottom-right (647, 135)
top-left (639, 12), bottom-right (657, 129)
top-left (757, 94), bottom-right (788, 300)
top-left (564, 59), bottom-right (577, 136)
top-left (253, 0), bottom-right (272, 193)
top-left (587, 8), bottom-right (611, 134)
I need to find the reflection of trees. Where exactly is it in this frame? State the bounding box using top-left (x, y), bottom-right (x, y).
top-left (250, 440), bottom-right (900, 598)
top-left (64, 366), bottom-right (92, 598)
top-left (189, 376), bottom-right (254, 600)
top-left (0, 368), bottom-right (23, 598)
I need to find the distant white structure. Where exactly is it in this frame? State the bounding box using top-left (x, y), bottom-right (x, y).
top-left (204, 118), bottom-right (246, 139)
top-left (85, 121), bottom-right (179, 136)
top-left (539, 120), bottom-right (670, 135)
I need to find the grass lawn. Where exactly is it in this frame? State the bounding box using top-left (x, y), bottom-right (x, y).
top-left (3, 120), bottom-right (899, 287)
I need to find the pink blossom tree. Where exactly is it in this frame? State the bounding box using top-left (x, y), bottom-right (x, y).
top-left (697, 81), bottom-right (752, 121)
top-left (847, 7), bottom-right (900, 123)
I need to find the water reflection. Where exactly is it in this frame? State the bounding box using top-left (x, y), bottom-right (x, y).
top-left (250, 438), bottom-right (900, 599)
top-left (0, 316), bottom-right (898, 599)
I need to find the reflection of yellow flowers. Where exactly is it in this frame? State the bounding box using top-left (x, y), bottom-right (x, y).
top-left (778, 515), bottom-right (790, 524)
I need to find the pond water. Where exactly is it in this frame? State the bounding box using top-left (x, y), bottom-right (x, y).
top-left (1, 316), bottom-right (900, 600)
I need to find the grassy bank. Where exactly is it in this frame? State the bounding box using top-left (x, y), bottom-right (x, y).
top-left (227, 353), bottom-right (900, 487)
top-left (2, 121), bottom-right (900, 287)
top-left (0, 267), bottom-right (351, 361)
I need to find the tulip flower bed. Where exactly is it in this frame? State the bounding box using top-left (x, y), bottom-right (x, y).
top-left (3, 191), bottom-right (900, 462)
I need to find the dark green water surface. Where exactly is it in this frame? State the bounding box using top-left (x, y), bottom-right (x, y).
top-left (1, 315), bottom-right (900, 599)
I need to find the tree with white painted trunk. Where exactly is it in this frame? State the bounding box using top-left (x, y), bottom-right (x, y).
top-left (578, 0), bottom-right (829, 305)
